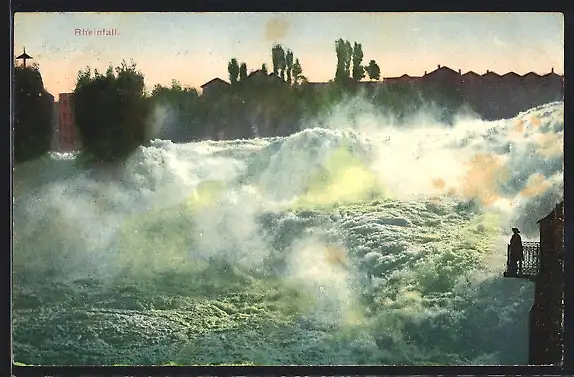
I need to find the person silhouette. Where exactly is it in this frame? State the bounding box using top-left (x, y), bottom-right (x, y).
top-left (509, 227), bottom-right (524, 275)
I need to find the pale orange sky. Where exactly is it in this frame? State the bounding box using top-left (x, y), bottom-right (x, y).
top-left (13, 12), bottom-right (564, 100)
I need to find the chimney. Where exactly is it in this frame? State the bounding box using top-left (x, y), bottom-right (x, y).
top-left (458, 69), bottom-right (461, 74)
top-left (438, 64), bottom-right (441, 69)
top-left (552, 67), bottom-right (554, 73)
top-left (424, 71), bottom-right (427, 75)
top-left (487, 70), bottom-right (490, 74)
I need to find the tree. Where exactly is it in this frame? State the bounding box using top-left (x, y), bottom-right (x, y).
top-left (13, 64), bottom-right (54, 163)
top-left (271, 44), bottom-right (282, 76)
top-left (365, 60), bottom-right (381, 81)
top-left (285, 49), bottom-right (294, 85)
top-left (335, 39), bottom-right (346, 82)
top-left (239, 62), bottom-right (248, 81)
top-left (73, 60), bottom-right (153, 163)
top-left (344, 40), bottom-right (352, 78)
top-left (151, 83), bottom-right (165, 97)
top-left (261, 63), bottom-right (268, 75)
top-left (151, 81), bottom-right (198, 100)
top-left (292, 58), bottom-right (304, 86)
top-left (272, 44), bottom-right (287, 80)
top-left (171, 79), bottom-right (183, 92)
top-left (277, 46), bottom-right (286, 81)
top-left (150, 81), bottom-right (202, 142)
top-left (228, 58), bottom-right (239, 85)
top-left (352, 42), bottom-right (365, 82)
top-left (335, 39), bottom-right (354, 83)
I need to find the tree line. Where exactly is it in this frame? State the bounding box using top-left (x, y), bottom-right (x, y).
top-left (335, 39), bottom-right (380, 83)
top-left (13, 63), bottom-right (54, 164)
top-left (224, 40), bottom-right (380, 86)
top-left (149, 40), bottom-right (391, 143)
top-left (13, 38), bottom-right (463, 165)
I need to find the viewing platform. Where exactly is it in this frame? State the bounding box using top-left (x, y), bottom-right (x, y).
top-left (503, 241), bottom-right (540, 281)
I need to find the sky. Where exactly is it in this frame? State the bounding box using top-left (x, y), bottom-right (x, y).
top-left (13, 12), bottom-right (564, 100)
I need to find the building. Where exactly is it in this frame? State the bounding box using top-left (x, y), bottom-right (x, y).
top-left (503, 201), bottom-right (564, 365)
top-left (529, 201), bottom-right (564, 365)
top-left (422, 65), bottom-right (462, 87)
top-left (246, 69), bottom-right (268, 81)
top-left (246, 69), bottom-right (285, 84)
top-left (57, 93), bottom-right (81, 151)
top-left (41, 90), bottom-right (60, 151)
top-left (198, 65), bottom-right (563, 122)
top-left (541, 69), bottom-right (564, 103)
top-left (200, 78), bottom-right (230, 97)
top-left (381, 65), bottom-right (563, 120)
top-left (383, 73), bottom-right (422, 86)
top-left (199, 71), bottom-right (285, 98)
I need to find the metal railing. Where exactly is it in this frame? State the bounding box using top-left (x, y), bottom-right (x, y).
top-left (504, 241), bottom-right (540, 279)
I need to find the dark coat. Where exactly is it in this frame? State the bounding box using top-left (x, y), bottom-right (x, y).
top-left (510, 233), bottom-right (524, 260)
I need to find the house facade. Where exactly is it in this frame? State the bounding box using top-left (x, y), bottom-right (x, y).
top-left (200, 78), bottom-right (231, 97)
top-left (529, 201), bottom-right (564, 365)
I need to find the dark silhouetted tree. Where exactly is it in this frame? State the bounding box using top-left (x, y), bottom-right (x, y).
top-left (239, 62), bottom-right (248, 81)
top-left (366, 60), bottom-right (381, 81)
top-left (277, 46), bottom-right (286, 81)
top-left (13, 64), bottom-right (54, 163)
top-left (150, 80), bottom-right (202, 142)
top-left (271, 44), bottom-right (287, 81)
top-left (228, 58), bottom-right (239, 85)
top-left (271, 44), bottom-right (282, 76)
top-left (170, 79), bottom-right (183, 92)
top-left (335, 39), bottom-right (346, 82)
top-left (344, 40), bottom-right (352, 78)
top-left (73, 60), bottom-right (153, 163)
top-left (285, 49), bottom-right (294, 85)
top-left (352, 42), bottom-right (365, 82)
top-left (292, 58), bottom-right (305, 86)
top-left (335, 39), bottom-right (353, 83)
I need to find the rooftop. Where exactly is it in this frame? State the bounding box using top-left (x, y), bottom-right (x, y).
top-left (200, 77), bottom-right (230, 88)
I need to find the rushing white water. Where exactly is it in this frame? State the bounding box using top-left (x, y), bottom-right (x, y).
top-left (12, 101), bottom-right (563, 365)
